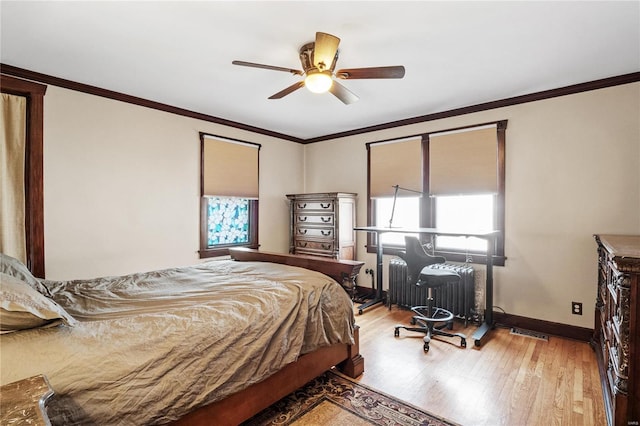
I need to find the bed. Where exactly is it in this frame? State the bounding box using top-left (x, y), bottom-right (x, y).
top-left (0, 248), bottom-right (364, 425)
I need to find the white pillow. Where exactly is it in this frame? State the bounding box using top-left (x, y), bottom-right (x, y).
top-left (0, 252), bottom-right (51, 297)
top-left (0, 272), bottom-right (76, 333)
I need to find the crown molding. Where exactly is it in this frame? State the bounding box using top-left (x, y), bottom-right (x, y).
top-left (0, 64), bottom-right (304, 144)
top-left (2, 64), bottom-right (638, 144)
top-left (303, 71), bottom-right (640, 143)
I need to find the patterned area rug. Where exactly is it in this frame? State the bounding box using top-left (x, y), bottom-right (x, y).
top-left (242, 370), bottom-right (458, 426)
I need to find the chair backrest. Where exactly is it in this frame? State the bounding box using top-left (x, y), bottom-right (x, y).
top-left (398, 236), bottom-right (446, 286)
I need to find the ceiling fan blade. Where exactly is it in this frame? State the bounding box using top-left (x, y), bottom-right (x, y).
top-left (232, 60), bottom-right (303, 76)
top-left (268, 81), bottom-right (306, 99)
top-left (328, 81), bottom-right (359, 105)
top-left (335, 66), bottom-right (405, 79)
top-left (313, 32), bottom-right (340, 71)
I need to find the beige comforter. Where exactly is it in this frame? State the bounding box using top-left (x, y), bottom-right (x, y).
top-left (0, 260), bottom-right (355, 425)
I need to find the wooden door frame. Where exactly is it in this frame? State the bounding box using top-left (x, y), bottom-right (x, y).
top-left (1, 74), bottom-right (47, 277)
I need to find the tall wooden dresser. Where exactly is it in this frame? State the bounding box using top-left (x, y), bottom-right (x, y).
top-left (593, 234), bottom-right (640, 426)
top-left (287, 193), bottom-right (356, 260)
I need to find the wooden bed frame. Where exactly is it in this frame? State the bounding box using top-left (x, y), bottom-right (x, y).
top-left (1, 249), bottom-right (364, 426)
top-left (174, 248), bottom-right (365, 425)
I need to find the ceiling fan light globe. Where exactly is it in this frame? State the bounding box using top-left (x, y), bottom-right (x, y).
top-left (304, 72), bottom-right (333, 94)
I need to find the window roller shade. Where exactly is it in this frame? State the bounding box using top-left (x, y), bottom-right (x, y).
top-left (429, 126), bottom-right (498, 195)
top-left (203, 137), bottom-right (259, 199)
top-left (370, 137), bottom-right (422, 198)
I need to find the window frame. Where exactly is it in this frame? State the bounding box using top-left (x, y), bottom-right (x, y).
top-left (198, 133), bottom-right (260, 258)
top-left (366, 120), bottom-right (506, 266)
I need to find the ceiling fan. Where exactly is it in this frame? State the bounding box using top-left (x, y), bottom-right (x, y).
top-left (232, 32), bottom-right (405, 105)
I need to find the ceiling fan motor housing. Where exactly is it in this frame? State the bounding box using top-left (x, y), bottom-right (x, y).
top-left (299, 42), bottom-right (338, 74)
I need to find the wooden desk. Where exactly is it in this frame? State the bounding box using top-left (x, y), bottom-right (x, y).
top-left (353, 226), bottom-right (499, 347)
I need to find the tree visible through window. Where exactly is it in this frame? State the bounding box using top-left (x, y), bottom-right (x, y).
top-left (206, 197), bottom-right (251, 246)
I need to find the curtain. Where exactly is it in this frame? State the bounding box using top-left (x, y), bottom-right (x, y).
top-left (429, 124), bottom-right (498, 195)
top-left (369, 137), bottom-right (422, 198)
top-left (0, 93), bottom-right (27, 262)
top-left (202, 135), bottom-right (260, 199)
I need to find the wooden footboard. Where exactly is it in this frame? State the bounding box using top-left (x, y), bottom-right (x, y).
top-left (172, 248), bottom-right (366, 425)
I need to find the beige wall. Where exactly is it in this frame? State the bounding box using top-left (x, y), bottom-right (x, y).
top-left (304, 82), bottom-right (640, 328)
top-left (41, 82), bottom-right (639, 328)
top-left (43, 86), bottom-right (304, 280)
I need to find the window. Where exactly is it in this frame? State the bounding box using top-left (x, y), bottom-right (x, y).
top-left (206, 197), bottom-right (252, 246)
top-left (199, 133), bottom-right (260, 258)
top-left (373, 196), bottom-right (420, 246)
top-left (367, 121), bottom-right (506, 265)
top-left (433, 194), bottom-right (494, 253)
top-left (369, 136), bottom-right (423, 246)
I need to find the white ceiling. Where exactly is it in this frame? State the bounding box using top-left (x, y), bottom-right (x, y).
top-left (1, 1), bottom-right (639, 141)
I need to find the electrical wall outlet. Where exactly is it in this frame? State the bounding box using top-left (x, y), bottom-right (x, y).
top-left (572, 301), bottom-right (583, 315)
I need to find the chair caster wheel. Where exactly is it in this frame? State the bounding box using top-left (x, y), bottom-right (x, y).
top-left (394, 328), bottom-right (400, 337)
top-left (423, 343), bottom-right (430, 352)
top-left (461, 338), bottom-right (467, 348)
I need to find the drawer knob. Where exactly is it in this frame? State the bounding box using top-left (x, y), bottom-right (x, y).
top-left (320, 203), bottom-right (330, 209)
top-left (321, 230), bottom-right (331, 236)
top-left (298, 242), bottom-right (308, 248)
top-left (297, 203), bottom-right (307, 209)
top-left (298, 216), bottom-right (307, 222)
top-left (322, 244), bottom-right (331, 250)
top-left (298, 229), bottom-right (308, 235)
top-left (321, 217), bottom-right (331, 223)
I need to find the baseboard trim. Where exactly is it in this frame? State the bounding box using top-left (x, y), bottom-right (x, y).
top-left (493, 311), bottom-right (593, 342)
top-left (353, 287), bottom-right (593, 342)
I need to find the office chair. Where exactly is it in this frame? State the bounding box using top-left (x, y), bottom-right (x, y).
top-left (394, 236), bottom-right (467, 352)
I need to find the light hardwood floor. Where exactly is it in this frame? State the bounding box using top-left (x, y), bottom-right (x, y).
top-left (353, 304), bottom-right (606, 426)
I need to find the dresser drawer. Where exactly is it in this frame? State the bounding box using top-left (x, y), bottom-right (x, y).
top-left (295, 213), bottom-right (334, 225)
top-left (611, 284), bottom-right (630, 334)
top-left (294, 240), bottom-right (335, 253)
top-left (294, 226), bottom-right (334, 239)
top-left (609, 338), bottom-right (629, 386)
top-left (293, 200), bottom-right (335, 212)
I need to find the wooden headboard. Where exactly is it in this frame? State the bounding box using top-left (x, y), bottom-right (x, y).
top-left (228, 247), bottom-right (364, 289)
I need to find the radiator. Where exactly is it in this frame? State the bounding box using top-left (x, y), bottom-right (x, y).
top-left (388, 257), bottom-right (478, 324)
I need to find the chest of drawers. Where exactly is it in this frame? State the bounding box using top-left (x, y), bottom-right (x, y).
top-left (287, 193), bottom-right (356, 260)
top-left (593, 234), bottom-right (640, 426)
